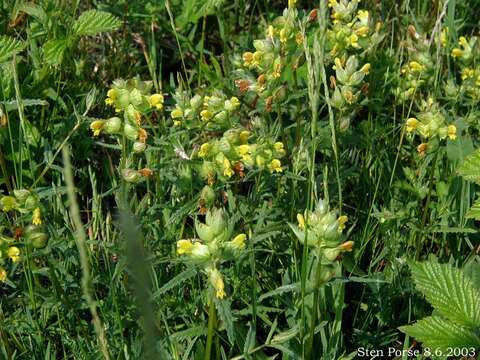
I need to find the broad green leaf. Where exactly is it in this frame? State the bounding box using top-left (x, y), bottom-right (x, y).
top-left (457, 149), bottom-right (480, 184)
top-left (16, 2), bottom-right (48, 24)
top-left (466, 197), bottom-right (480, 220)
top-left (399, 316), bottom-right (480, 352)
top-left (410, 261), bottom-right (480, 327)
top-left (43, 39), bottom-right (68, 65)
top-left (73, 10), bottom-right (121, 37)
top-left (0, 36), bottom-right (24, 63)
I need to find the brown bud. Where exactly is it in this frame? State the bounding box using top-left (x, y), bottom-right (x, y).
top-left (417, 143), bottom-right (428, 156)
top-left (308, 9), bottom-right (318, 23)
top-left (235, 79), bottom-right (251, 94)
top-left (330, 76), bottom-right (337, 89)
top-left (265, 96), bottom-right (273, 112)
top-left (139, 168), bottom-right (153, 177)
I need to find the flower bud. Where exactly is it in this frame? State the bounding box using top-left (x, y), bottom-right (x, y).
top-left (121, 169), bottom-right (142, 183)
top-left (13, 189), bottom-right (30, 203)
top-left (104, 117), bottom-right (122, 134)
top-left (133, 141), bottom-right (147, 153)
top-left (124, 123), bottom-right (138, 141)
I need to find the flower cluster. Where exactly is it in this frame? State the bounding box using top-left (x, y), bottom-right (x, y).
top-left (234, 3), bottom-right (307, 110)
top-left (405, 99), bottom-right (457, 156)
top-left (92, 78), bottom-right (163, 150)
top-left (289, 199), bottom-right (352, 280)
top-left (326, 0), bottom-right (380, 59)
top-left (170, 90), bottom-right (240, 129)
top-left (450, 35), bottom-right (480, 101)
top-left (1, 189), bottom-right (43, 226)
top-left (394, 26), bottom-right (434, 102)
top-left (196, 128), bottom-right (286, 184)
top-left (176, 208), bottom-right (247, 299)
top-left (90, 78), bottom-right (160, 183)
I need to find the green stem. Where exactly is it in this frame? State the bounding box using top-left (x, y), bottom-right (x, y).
top-left (307, 254), bottom-right (324, 359)
top-left (204, 296), bottom-right (216, 360)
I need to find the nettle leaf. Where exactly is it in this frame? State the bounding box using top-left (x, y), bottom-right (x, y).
top-left (466, 197), bottom-right (480, 220)
top-left (0, 35), bottom-right (25, 63)
top-left (399, 316), bottom-right (480, 351)
top-left (457, 149), bottom-right (480, 184)
top-left (410, 261), bottom-right (480, 328)
top-left (43, 39), bottom-right (68, 65)
top-left (73, 10), bottom-right (121, 37)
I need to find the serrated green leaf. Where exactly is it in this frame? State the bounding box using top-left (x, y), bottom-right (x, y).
top-left (466, 197), bottom-right (480, 220)
top-left (0, 99), bottom-right (48, 111)
top-left (457, 149), bottom-right (480, 184)
top-left (410, 261), bottom-right (480, 327)
top-left (73, 10), bottom-right (121, 37)
top-left (214, 297), bottom-right (235, 344)
top-left (16, 2), bottom-right (48, 23)
top-left (399, 316), bottom-right (480, 352)
top-left (43, 39), bottom-right (68, 65)
top-left (152, 268), bottom-right (197, 298)
top-left (0, 36), bottom-right (24, 63)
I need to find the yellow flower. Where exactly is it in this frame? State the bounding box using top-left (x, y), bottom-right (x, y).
top-left (451, 48), bottom-right (463, 58)
top-left (349, 34), bottom-right (360, 48)
top-left (328, 0), bottom-right (338, 7)
top-left (267, 25), bottom-right (275, 39)
top-left (273, 142), bottom-right (284, 152)
top-left (356, 26), bottom-right (369, 37)
top-left (0, 267), bottom-right (6, 282)
top-left (357, 10), bottom-right (369, 23)
top-left (288, 0), bottom-right (297, 8)
top-left (237, 144), bottom-right (250, 156)
top-left (230, 97), bottom-right (240, 109)
top-left (440, 27), bottom-right (448, 47)
top-left (280, 28), bottom-right (288, 43)
top-left (198, 143), bottom-right (211, 158)
top-left (200, 110), bottom-right (213, 122)
top-left (447, 125), bottom-right (457, 140)
top-left (171, 107), bottom-right (183, 119)
top-left (32, 207), bottom-right (42, 225)
top-left (209, 268), bottom-right (226, 299)
top-left (223, 158), bottom-right (234, 178)
top-left (231, 233), bottom-right (246, 250)
top-left (149, 94), bottom-right (164, 110)
top-left (459, 36), bottom-right (468, 48)
top-left (268, 159), bottom-right (282, 173)
top-left (176, 239), bottom-right (193, 255)
top-left (297, 213), bottom-right (305, 229)
top-left (243, 52), bottom-right (254, 67)
top-left (239, 131), bottom-right (250, 144)
top-left (1, 196), bottom-right (17, 212)
top-left (360, 63), bottom-right (371, 75)
top-left (338, 240), bottom-right (354, 252)
top-left (105, 88), bottom-right (117, 106)
top-left (409, 61), bottom-right (424, 73)
top-left (337, 215), bottom-right (348, 232)
top-left (461, 68), bottom-right (475, 80)
top-left (8, 247), bottom-right (20, 263)
top-left (90, 120), bottom-right (105, 136)
top-left (406, 118), bottom-right (419, 133)
top-left (173, 120), bottom-right (181, 126)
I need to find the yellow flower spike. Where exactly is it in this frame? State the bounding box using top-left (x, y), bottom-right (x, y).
top-left (90, 120), bottom-right (105, 136)
top-left (451, 48), bottom-right (463, 58)
top-left (409, 61), bottom-right (424, 73)
top-left (242, 52), bottom-right (254, 67)
top-left (297, 213), bottom-right (305, 229)
top-left (406, 118), bottom-right (419, 133)
top-left (268, 159), bottom-right (282, 173)
top-left (8, 247), bottom-right (20, 263)
top-left (176, 239), bottom-right (193, 255)
top-left (198, 143), bottom-right (211, 158)
top-left (337, 215), bottom-right (348, 232)
top-left (239, 131), bottom-right (250, 144)
top-left (0, 267), bottom-right (6, 282)
top-left (223, 158), bottom-right (234, 178)
top-left (200, 110), bottom-right (213, 122)
top-left (32, 207), bottom-right (42, 225)
top-left (231, 233), bottom-right (247, 250)
top-left (447, 125), bottom-right (457, 140)
top-left (149, 94), bottom-right (164, 110)
top-left (360, 63), bottom-right (371, 75)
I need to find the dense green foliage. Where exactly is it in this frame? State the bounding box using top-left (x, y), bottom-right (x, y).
top-left (1, 0), bottom-right (479, 359)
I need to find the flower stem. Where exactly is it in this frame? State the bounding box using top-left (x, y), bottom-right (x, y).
top-left (204, 296), bottom-right (216, 360)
